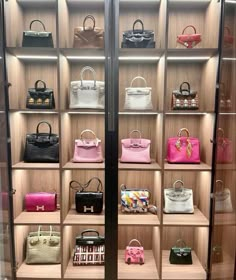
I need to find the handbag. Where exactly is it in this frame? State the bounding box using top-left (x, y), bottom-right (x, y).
top-left (125, 239), bottom-right (144, 265)
top-left (120, 184), bottom-right (150, 213)
top-left (224, 27), bottom-right (234, 48)
top-left (172, 82), bottom-right (199, 110)
top-left (124, 76), bottom-right (153, 110)
top-left (24, 192), bottom-right (57, 212)
top-left (69, 66), bottom-right (104, 109)
top-left (73, 229), bottom-right (105, 266)
top-left (73, 15), bottom-right (104, 48)
top-left (164, 180), bottom-right (194, 214)
top-left (70, 177), bottom-right (103, 213)
top-left (24, 121), bottom-right (59, 163)
top-left (219, 83), bottom-right (232, 111)
top-left (121, 19), bottom-right (155, 48)
top-left (169, 239), bottom-right (192, 265)
top-left (73, 129), bottom-right (103, 163)
top-left (215, 180), bottom-right (233, 213)
top-left (26, 80), bottom-right (55, 109)
top-left (212, 245), bottom-right (223, 263)
top-left (120, 130), bottom-right (151, 163)
top-left (22, 20), bottom-right (53, 48)
top-left (216, 128), bottom-right (233, 164)
top-left (177, 25), bottom-right (201, 48)
top-left (167, 128), bottom-right (200, 164)
top-left (25, 226), bottom-right (60, 264)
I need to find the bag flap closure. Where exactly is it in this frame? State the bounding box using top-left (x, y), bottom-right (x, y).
top-left (126, 88), bottom-right (151, 95)
top-left (26, 133), bottom-right (59, 144)
top-left (28, 90), bottom-right (52, 99)
top-left (172, 247), bottom-right (192, 256)
top-left (121, 138), bottom-right (151, 148)
top-left (76, 235), bottom-right (105, 245)
top-left (24, 31), bottom-right (51, 37)
top-left (172, 89), bottom-right (197, 98)
top-left (75, 139), bottom-right (101, 147)
top-left (165, 188), bottom-right (192, 202)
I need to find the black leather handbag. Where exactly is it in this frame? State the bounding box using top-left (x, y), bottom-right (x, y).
top-left (121, 19), bottom-right (155, 48)
top-left (22, 20), bottom-right (54, 48)
top-left (169, 239), bottom-right (192, 265)
top-left (70, 177), bottom-right (103, 214)
top-left (24, 121), bottom-right (59, 163)
top-left (26, 80), bottom-right (55, 109)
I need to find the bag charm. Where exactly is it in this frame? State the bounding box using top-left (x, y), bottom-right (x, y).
top-left (177, 25), bottom-right (201, 48)
top-left (125, 239), bottom-right (144, 264)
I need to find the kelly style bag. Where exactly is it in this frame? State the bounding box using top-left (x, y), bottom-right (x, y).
top-left (214, 180), bottom-right (233, 213)
top-left (73, 129), bottom-right (103, 163)
top-left (26, 80), bottom-right (55, 109)
top-left (216, 128), bottom-right (233, 164)
top-left (24, 192), bottom-right (57, 212)
top-left (125, 239), bottom-right (144, 265)
top-left (177, 25), bottom-right (201, 48)
top-left (69, 66), bottom-right (104, 109)
top-left (120, 130), bottom-right (151, 163)
top-left (70, 177), bottom-right (103, 214)
top-left (24, 121), bottom-right (59, 163)
top-left (124, 76), bottom-right (153, 110)
top-left (167, 128), bottom-right (200, 164)
top-left (169, 239), bottom-right (192, 265)
top-left (22, 19), bottom-right (54, 48)
top-left (164, 180), bottom-right (194, 214)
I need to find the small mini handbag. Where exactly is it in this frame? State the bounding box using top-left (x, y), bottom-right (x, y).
top-left (172, 82), bottom-right (198, 110)
top-left (69, 66), bottom-right (104, 109)
top-left (22, 20), bottom-right (54, 48)
top-left (73, 229), bottom-right (105, 266)
top-left (73, 129), bottom-right (103, 163)
top-left (121, 19), bottom-right (155, 48)
top-left (124, 76), bottom-right (153, 110)
top-left (212, 245), bottom-right (223, 263)
top-left (177, 25), bottom-right (201, 48)
top-left (216, 128), bottom-right (233, 164)
top-left (164, 180), bottom-right (194, 214)
top-left (125, 239), bottom-right (144, 265)
top-left (24, 192), bottom-right (57, 212)
top-left (23, 121), bottom-right (59, 163)
top-left (26, 80), bottom-right (55, 109)
top-left (169, 239), bottom-right (192, 265)
top-left (214, 180), bottom-right (233, 213)
top-left (167, 128), bottom-right (200, 164)
top-left (120, 130), bottom-right (151, 163)
top-left (25, 226), bottom-right (60, 264)
top-left (73, 15), bottom-right (104, 48)
top-left (70, 177), bottom-right (103, 213)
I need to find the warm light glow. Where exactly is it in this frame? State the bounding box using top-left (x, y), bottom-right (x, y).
top-left (119, 112), bottom-right (158, 115)
top-left (167, 56), bottom-right (210, 61)
top-left (67, 111), bottom-right (105, 115)
top-left (66, 56), bottom-right (105, 60)
top-left (166, 112), bottom-right (208, 115)
top-left (119, 56), bottom-right (160, 60)
top-left (225, 0), bottom-right (236, 4)
top-left (16, 55), bottom-right (57, 60)
top-left (222, 58), bottom-right (236, 61)
top-left (16, 110), bottom-right (58, 114)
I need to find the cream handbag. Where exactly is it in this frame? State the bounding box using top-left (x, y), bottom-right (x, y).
top-left (215, 180), bottom-right (233, 213)
top-left (69, 66), bottom-right (104, 109)
top-left (124, 76), bottom-right (153, 110)
top-left (164, 180), bottom-right (194, 214)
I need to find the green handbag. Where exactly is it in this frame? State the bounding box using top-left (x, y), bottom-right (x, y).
top-left (169, 239), bottom-right (192, 265)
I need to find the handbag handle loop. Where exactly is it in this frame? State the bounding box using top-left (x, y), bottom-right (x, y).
top-left (29, 20), bottom-right (46, 31)
top-left (182, 25), bottom-right (197, 34)
top-left (128, 239), bottom-right (142, 247)
top-left (177, 128), bottom-right (190, 138)
top-left (180, 82), bottom-right (190, 93)
top-left (80, 66), bottom-right (96, 88)
top-left (133, 19), bottom-right (144, 33)
top-left (70, 177), bottom-right (103, 192)
top-left (215, 180), bottom-right (224, 192)
top-left (83, 15), bottom-right (96, 31)
top-left (81, 229), bottom-right (100, 237)
top-left (80, 129), bottom-right (97, 140)
top-left (217, 128), bottom-right (225, 138)
top-left (175, 239), bottom-right (187, 248)
top-left (172, 180), bottom-right (184, 190)
top-left (175, 128), bottom-right (192, 157)
top-left (224, 26), bottom-right (231, 35)
top-left (37, 225), bottom-right (53, 240)
top-left (35, 80), bottom-right (46, 91)
top-left (36, 121), bottom-right (52, 136)
top-left (129, 129), bottom-right (142, 139)
top-left (130, 76), bottom-right (147, 88)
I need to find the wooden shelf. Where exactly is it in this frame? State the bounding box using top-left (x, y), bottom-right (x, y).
top-left (17, 0), bottom-right (57, 8)
top-left (118, 250), bottom-right (159, 279)
top-left (162, 250), bottom-right (206, 279)
top-left (6, 47), bottom-right (57, 58)
top-left (214, 212), bottom-right (236, 226)
top-left (63, 209), bottom-right (105, 225)
top-left (167, 49), bottom-right (218, 59)
top-left (14, 211), bottom-right (60, 225)
top-left (168, 0), bottom-right (211, 8)
top-left (119, 212), bottom-right (160, 226)
top-left (119, 49), bottom-right (164, 61)
top-left (164, 162), bottom-right (211, 171)
top-left (12, 162), bottom-right (59, 170)
top-left (63, 161), bottom-right (105, 170)
top-left (163, 208), bottom-right (209, 226)
top-left (60, 48), bottom-right (105, 58)
top-left (119, 160), bottom-right (161, 171)
top-left (10, 109), bottom-right (59, 114)
top-left (66, 0), bottom-right (104, 8)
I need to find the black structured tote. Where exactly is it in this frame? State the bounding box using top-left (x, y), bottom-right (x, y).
top-left (22, 20), bottom-right (54, 47)
top-left (26, 80), bottom-right (55, 109)
top-left (24, 121), bottom-right (59, 163)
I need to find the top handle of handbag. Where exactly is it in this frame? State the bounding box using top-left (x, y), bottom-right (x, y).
top-left (83, 15), bottom-right (96, 30)
top-left (180, 82), bottom-right (190, 93)
top-left (129, 130), bottom-right (142, 145)
top-left (70, 177), bottom-right (103, 192)
top-left (130, 76), bottom-right (147, 88)
top-left (177, 128), bottom-right (190, 138)
top-left (36, 121), bottom-right (52, 136)
top-left (182, 25), bottom-right (197, 34)
top-left (81, 229), bottom-right (100, 237)
top-left (80, 129), bottom-right (98, 140)
top-left (133, 19), bottom-right (144, 32)
top-left (36, 225), bottom-right (53, 239)
top-left (29, 20), bottom-right (46, 31)
top-left (173, 179), bottom-right (184, 190)
top-left (34, 80), bottom-right (46, 91)
top-left (174, 239), bottom-right (187, 248)
top-left (175, 128), bottom-right (192, 157)
top-left (224, 26), bottom-right (232, 36)
top-left (215, 180), bottom-right (224, 193)
top-left (80, 66), bottom-right (96, 88)
top-left (128, 239), bottom-right (143, 247)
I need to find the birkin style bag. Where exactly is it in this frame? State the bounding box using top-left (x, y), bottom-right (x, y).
top-left (73, 129), bottom-right (103, 163)
top-left (125, 239), bottom-right (144, 265)
top-left (215, 180), bottom-right (233, 213)
top-left (124, 76), bottom-right (153, 110)
top-left (169, 239), bottom-right (192, 265)
top-left (216, 128), bottom-right (233, 163)
top-left (69, 66), bottom-right (104, 109)
top-left (24, 192), bottom-right (57, 212)
top-left (167, 128), bottom-right (200, 164)
top-left (120, 130), bottom-right (151, 163)
top-left (177, 25), bottom-right (201, 48)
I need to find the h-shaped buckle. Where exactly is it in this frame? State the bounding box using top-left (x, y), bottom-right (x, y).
top-left (83, 205), bottom-right (94, 213)
top-left (36, 205), bottom-right (45, 211)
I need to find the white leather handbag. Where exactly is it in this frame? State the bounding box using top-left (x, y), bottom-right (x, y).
top-left (215, 180), bottom-right (233, 213)
top-left (164, 180), bottom-right (194, 214)
top-left (124, 76), bottom-right (153, 110)
top-left (69, 66), bottom-right (104, 109)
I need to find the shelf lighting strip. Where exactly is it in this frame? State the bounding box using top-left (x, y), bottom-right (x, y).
top-left (167, 56), bottom-right (210, 61)
top-left (222, 58), bottom-right (236, 61)
top-left (225, 0), bottom-right (236, 4)
top-left (16, 55), bottom-right (57, 60)
top-left (166, 112), bottom-right (208, 115)
top-left (66, 56), bottom-right (105, 60)
top-left (119, 56), bottom-right (160, 61)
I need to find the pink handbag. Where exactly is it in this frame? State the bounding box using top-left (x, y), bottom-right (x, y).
top-left (177, 25), bottom-right (201, 48)
top-left (167, 128), bottom-right (200, 163)
top-left (73, 129), bottom-right (103, 163)
top-left (125, 239), bottom-right (144, 265)
top-left (120, 130), bottom-right (151, 163)
top-left (216, 128), bottom-right (233, 163)
top-left (25, 192), bottom-right (57, 212)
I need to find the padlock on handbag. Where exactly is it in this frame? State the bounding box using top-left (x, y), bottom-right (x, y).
top-left (125, 239), bottom-right (144, 265)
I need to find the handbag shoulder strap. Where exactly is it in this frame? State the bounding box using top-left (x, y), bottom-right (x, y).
top-left (128, 239), bottom-right (142, 247)
top-left (83, 15), bottom-right (96, 30)
top-left (130, 76), bottom-right (147, 88)
top-left (29, 20), bottom-right (46, 31)
top-left (182, 25), bottom-right (197, 34)
top-left (36, 121), bottom-right (52, 136)
top-left (80, 66), bottom-right (96, 88)
top-left (69, 180), bottom-right (84, 191)
top-left (70, 177), bottom-right (103, 192)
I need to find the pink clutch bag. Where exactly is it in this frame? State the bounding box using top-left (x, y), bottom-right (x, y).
top-left (25, 192), bottom-right (57, 212)
top-left (125, 239), bottom-right (144, 265)
top-left (73, 129), bottom-right (103, 163)
top-left (167, 128), bottom-right (200, 163)
top-left (177, 25), bottom-right (201, 48)
top-left (120, 130), bottom-right (151, 163)
top-left (216, 128), bottom-right (233, 163)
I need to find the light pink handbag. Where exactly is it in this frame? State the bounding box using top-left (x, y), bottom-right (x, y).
top-left (120, 130), bottom-right (151, 163)
top-left (167, 128), bottom-right (200, 163)
top-left (73, 129), bottom-right (103, 162)
top-left (25, 192), bottom-right (57, 212)
top-left (125, 239), bottom-right (144, 265)
top-left (216, 128), bottom-right (233, 163)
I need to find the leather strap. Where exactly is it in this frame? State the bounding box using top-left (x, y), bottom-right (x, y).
top-left (35, 80), bottom-right (46, 91)
top-left (128, 239), bottom-right (142, 247)
top-left (30, 20), bottom-right (46, 31)
top-left (133, 19), bottom-right (144, 33)
top-left (70, 177), bottom-right (103, 192)
top-left (36, 121), bottom-right (52, 136)
top-left (83, 15), bottom-right (96, 31)
top-left (130, 76), bottom-right (147, 88)
top-left (81, 229), bottom-right (100, 237)
top-left (182, 25), bottom-right (196, 34)
top-left (80, 66), bottom-right (96, 88)
top-left (180, 82), bottom-right (190, 93)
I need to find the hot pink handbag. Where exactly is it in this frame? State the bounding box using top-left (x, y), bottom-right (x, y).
top-left (25, 192), bottom-right (57, 212)
top-left (167, 128), bottom-right (200, 163)
top-left (216, 128), bottom-right (233, 163)
top-left (120, 130), bottom-right (151, 163)
top-left (73, 129), bottom-right (103, 163)
top-left (125, 239), bottom-right (144, 265)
